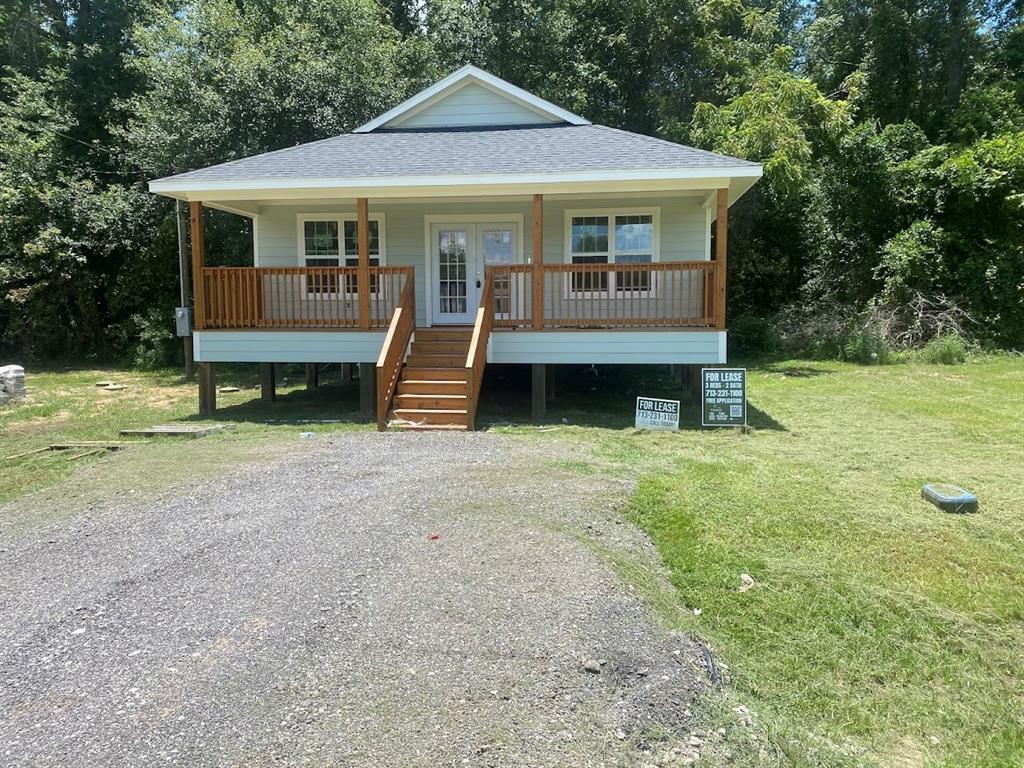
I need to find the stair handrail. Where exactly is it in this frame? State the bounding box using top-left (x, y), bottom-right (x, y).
top-left (464, 273), bottom-right (495, 431)
top-left (375, 269), bottom-right (416, 431)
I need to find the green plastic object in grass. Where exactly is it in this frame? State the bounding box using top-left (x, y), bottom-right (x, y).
top-left (922, 483), bottom-right (978, 514)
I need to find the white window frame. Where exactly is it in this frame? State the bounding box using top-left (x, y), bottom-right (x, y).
top-left (563, 207), bottom-right (660, 297)
top-left (296, 212), bottom-right (387, 299)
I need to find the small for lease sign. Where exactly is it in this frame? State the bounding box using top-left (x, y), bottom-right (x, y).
top-left (635, 396), bottom-right (681, 431)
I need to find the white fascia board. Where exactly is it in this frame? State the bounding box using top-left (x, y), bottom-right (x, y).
top-left (353, 65), bottom-right (590, 133)
top-left (148, 165), bottom-right (764, 199)
top-left (204, 200), bottom-right (260, 218)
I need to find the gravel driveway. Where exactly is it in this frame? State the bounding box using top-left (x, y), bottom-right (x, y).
top-left (0, 432), bottom-right (708, 767)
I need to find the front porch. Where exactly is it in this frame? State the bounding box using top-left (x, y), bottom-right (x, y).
top-left (185, 189), bottom-right (731, 431)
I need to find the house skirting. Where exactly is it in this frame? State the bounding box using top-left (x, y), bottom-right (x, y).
top-left (193, 328), bottom-right (726, 365)
top-left (193, 330), bottom-right (388, 363)
top-left (488, 329), bottom-right (726, 365)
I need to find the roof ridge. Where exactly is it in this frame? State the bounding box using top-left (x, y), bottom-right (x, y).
top-left (372, 122), bottom-right (572, 134)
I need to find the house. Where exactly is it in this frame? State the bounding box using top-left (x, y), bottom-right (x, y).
top-left (148, 65), bottom-right (762, 430)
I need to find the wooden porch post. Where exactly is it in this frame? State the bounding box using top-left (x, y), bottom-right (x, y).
top-left (715, 188), bottom-right (728, 330)
top-left (189, 201), bottom-right (206, 331)
top-left (532, 194), bottom-right (544, 329)
top-left (358, 362), bottom-right (376, 420)
top-left (531, 363), bottom-right (546, 422)
top-left (260, 363), bottom-right (276, 402)
top-left (357, 198), bottom-right (371, 330)
top-left (305, 363), bottom-right (319, 391)
top-left (198, 362), bottom-right (216, 416)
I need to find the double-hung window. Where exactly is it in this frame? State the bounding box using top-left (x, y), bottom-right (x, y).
top-left (298, 214), bottom-right (385, 297)
top-left (567, 209), bottom-right (657, 293)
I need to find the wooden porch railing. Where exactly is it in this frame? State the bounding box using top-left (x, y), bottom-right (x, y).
top-left (375, 276), bottom-right (416, 431)
top-left (197, 266), bottom-right (413, 330)
top-left (464, 277), bottom-right (494, 431)
top-left (487, 261), bottom-right (717, 329)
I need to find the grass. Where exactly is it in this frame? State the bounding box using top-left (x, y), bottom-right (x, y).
top-left (0, 363), bottom-right (372, 505)
top-left (3, 356), bottom-right (1022, 766)
top-left (508, 356), bottom-right (1024, 767)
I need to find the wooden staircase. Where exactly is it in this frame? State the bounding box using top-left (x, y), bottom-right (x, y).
top-left (389, 327), bottom-right (473, 430)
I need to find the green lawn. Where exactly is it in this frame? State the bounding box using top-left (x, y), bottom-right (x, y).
top-left (518, 357), bottom-right (1024, 767)
top-left (0, 364), bottom-right (371, 505)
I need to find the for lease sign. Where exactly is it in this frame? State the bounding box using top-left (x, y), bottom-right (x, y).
top-left (702, 368), bottom-right (747, 427)
top-left (635, 396), bottom-right (680, 431)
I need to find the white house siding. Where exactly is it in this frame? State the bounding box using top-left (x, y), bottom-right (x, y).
top-left (194, 330), bottom-right (387, 363)
top-left (488, 329), bottom-right (726, 365)
top-left (193, 328), bottom-right (725, 365)
top-left (254, 194), bottom-right (710, 327)
top-left (392, 83), bottom-right (558, 129)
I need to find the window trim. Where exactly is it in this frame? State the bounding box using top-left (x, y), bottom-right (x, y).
top-left (296, 212), bottom-right (387, 298)
top-left (563, 207), bottom-right (660, 296)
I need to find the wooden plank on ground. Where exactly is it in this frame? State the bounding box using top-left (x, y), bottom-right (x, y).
top-left (119, 423), bottom-right (234, 438)
top-left (6, 442), bottom-right (137, 460)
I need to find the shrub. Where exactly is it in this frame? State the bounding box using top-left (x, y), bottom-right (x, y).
top-left (920, 333), bottom-right (968, 364)
top-left (729, 315), bottom-right (780, 356)
top-left (774, 302), bottom-right (860, 360)
top-left (840, 324), bottom-right (895, 364)
top-left (117, 308), bottom-right (180, 370)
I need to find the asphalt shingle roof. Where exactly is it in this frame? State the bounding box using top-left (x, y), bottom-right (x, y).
top-left (155, 124), bottom-right (758, 185)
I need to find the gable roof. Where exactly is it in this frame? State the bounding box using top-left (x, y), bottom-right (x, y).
top-left (354, 65), bottom-right (589, 132)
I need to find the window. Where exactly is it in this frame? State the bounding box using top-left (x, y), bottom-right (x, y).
top-left (614, 215), bottom-right (654, 291)
top-left (298, 215), bottom-right (385, 296)
top-left (566, 210), bottom-right (657, 293)
top-left (302, 221), bottom-right (340, 294)
top-left (569, 216), bottom-right (610, 291)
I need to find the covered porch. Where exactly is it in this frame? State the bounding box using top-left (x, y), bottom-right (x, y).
top-left (190, 192), bottom-right (727, 334)
top-left (183, 189), bottom-right (732, 429)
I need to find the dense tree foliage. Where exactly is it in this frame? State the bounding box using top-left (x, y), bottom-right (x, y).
top-left (1, 0), bottom-right (1022, 362)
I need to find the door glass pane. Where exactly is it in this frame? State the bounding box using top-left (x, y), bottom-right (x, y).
top-left (438, 230), bottom-right (468, 315)
top-left (482, 229), bottom-right (513, 264)
top-left (483, 228), bottom-right (514, 315)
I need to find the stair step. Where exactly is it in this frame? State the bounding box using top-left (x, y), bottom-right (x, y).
top-left (392, 408), bottom-right (470, 426)
top-left (398, 379), bottom-right (468, 395)
top-left (410, 340), bottom-right (471, 355)
top-left (390, 421), bottom-right (469, 431)
top-left (415, 328), bottom-right (473, 342)
top-left (401, 367), bottom-right (469, 381)
top-left (394, 393), bottom-right (468, 410)
top-left (407, 354), bottom-right (466, 368)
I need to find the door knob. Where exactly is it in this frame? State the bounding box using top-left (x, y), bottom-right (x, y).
top-left (476, 279), bottom-right (482, 288)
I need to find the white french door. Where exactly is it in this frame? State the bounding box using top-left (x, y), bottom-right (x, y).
top-left (431, 222), bottom-right (518, 324)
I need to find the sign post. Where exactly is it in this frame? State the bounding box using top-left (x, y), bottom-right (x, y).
top-left (635, 396), bottom-right (681, 432)
top-left (702, 368), bottom-right (747, 427)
